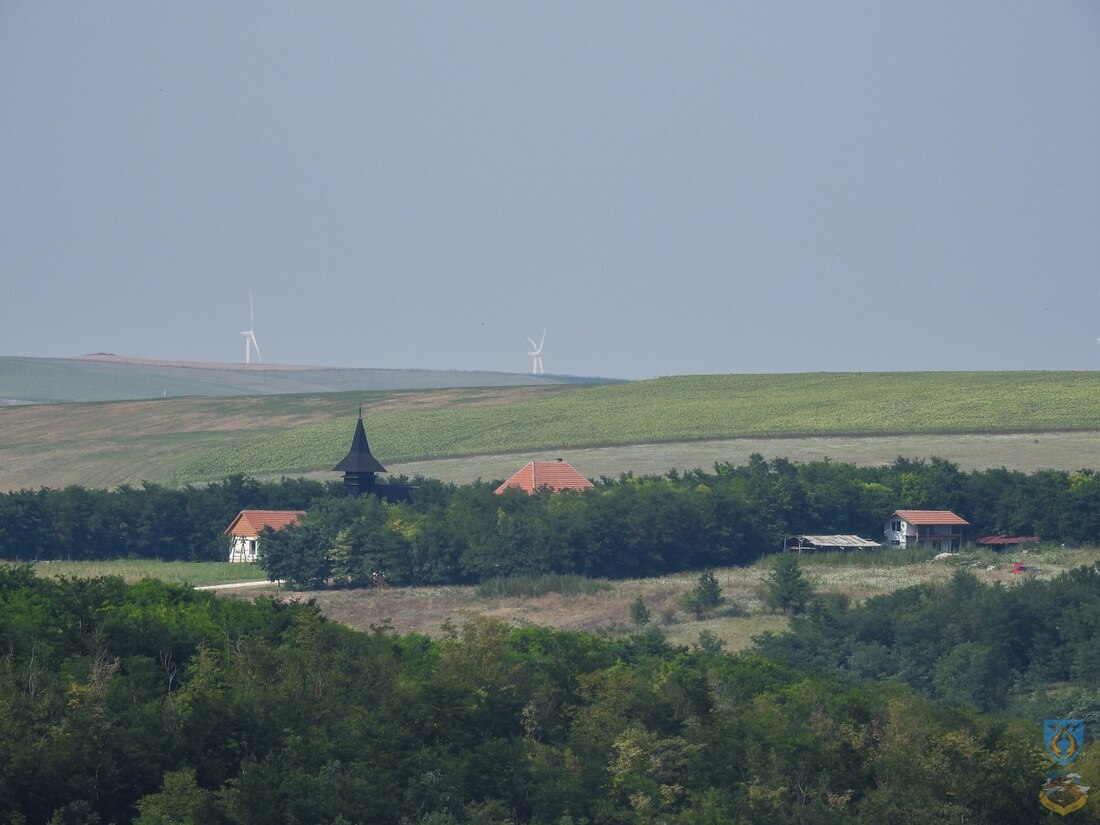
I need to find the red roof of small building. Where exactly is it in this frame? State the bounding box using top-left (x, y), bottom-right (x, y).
top-left (494, 460), bottom-right (594, 495)
top-left (892, 509), bottom-right (969, 526)
top-left (224, 510), bottom-right (306, 537)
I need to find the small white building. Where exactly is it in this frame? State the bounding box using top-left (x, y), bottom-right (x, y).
top-left (224, 510), bottom-right (306, 563)
top-left (884, 509), bottom-right (968, 552)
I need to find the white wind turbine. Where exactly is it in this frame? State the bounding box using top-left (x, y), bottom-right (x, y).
top-left (527, 329), bottom-right (545, 375)
top-left (241, 291), bottom-right (261, 364)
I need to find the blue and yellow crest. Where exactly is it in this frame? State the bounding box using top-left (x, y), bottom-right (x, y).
top-left (1045, 720), bottom-right (1085, 766)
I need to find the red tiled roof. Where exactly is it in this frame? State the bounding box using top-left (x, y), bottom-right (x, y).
top-left (494, 460), bottom-right (594, 495)
top-left (224, 510), bottom-right (306, 537)
top-left (893, 509), bottom-right (969, 526)
top-left (978, 534), bottom-right (1040, 545)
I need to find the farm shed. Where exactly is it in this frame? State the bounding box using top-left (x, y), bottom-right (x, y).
top-left (225, 510), bottom-right (306, 563)
top-left (785, 535), bottom-right (882, 553)
top-left (885, 509), bottom-right (969, 552)
top-left (495, 459), bottom-right (594, 495)
top-left (977, 534), bottom-right (1040, 551)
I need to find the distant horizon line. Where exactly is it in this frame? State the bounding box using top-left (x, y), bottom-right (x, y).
top-left (1, 352), bottom-right (1097, 380)
top-left (3, 352), bottom-right (612, 380)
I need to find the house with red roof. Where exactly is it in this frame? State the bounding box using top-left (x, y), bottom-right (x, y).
top-left (224, 509), bottom-right (306, 563)
top-left (884, 509), bottom-right (969, 552)
top-left (494, 459), bottom-right (594, 495)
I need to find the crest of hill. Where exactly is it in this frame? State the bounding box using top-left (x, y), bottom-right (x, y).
top-left (0, 354), bottom-right (610, 405)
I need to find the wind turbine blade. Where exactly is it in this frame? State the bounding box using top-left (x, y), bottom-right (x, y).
top-left (526, 337), bottom-right (537, 349)
top-left (251, 334), bottom-right (261, 362)
top-left (249, 290), bottom-right (254, 328)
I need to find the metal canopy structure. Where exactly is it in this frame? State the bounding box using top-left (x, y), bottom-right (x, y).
top-left (785, 534), bottom-right (882, 552)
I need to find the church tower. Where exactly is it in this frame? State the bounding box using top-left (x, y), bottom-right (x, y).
top-left (332, 409), bottom-right (387, 496)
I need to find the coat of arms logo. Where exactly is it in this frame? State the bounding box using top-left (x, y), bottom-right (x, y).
top-left (1045, 720), bottom-right (1084, 766)
top-left (1040, 772), bottom-right (1090, 816)
top-left (1041, 720), bottom-right (1087, 816)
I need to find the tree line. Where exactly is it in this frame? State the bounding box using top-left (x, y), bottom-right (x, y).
top-left (0, 565), bottom-right (1058, 825)
top-left (0, 476), bottom-right (333, 562)
top-left (4, 456), bottom-right (1100, 584)
top-left (757, 563), bottom-right (1100, 716)
top-left (260, 456), bottom-right (1100, 588)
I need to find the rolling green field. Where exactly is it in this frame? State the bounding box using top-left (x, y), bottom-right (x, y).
top-left (171, 372), bottom-right (1100, 483)
top-left (3, 371), bottom-right (1100, 490)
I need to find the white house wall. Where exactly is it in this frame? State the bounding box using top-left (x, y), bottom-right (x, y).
top-left (228, 535), bottom-right (259, 563)
top-left (883, 518), bottom-right (963, 551)
top-left (884, 517), bottom-right (909, 547)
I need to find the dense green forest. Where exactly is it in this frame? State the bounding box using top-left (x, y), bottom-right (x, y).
top-left (6, 456), bottom-right (1100, 589)
top-left (756, 564), bottom-right (1100, 714)
top-left (4, 564), bottom-right (1091, 825)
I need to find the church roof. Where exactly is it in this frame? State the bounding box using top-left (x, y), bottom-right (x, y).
top-left (333, 414), bottom-right (387, 473)
top-left (224, 510), bottom-right (306, 537)
top-left (495, 460), bottom-right (594, 495)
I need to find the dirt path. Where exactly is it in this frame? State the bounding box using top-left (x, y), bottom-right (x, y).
top-left (195, 580), bottom-right (279, 591)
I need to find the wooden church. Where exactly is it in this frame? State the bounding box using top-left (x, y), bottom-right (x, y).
top-left (332, 408), bottom-right (387, 496)
top-left (333, 410), bottom-right (413, 501)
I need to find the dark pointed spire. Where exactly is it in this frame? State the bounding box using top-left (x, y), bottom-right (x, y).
top-left (333, 411), bottom-right (386, 474)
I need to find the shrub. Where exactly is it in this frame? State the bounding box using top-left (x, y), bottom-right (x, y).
top-left (761, 553), bottom-right (813, 614)
top-left (681, 570), bottom-right (725, 618)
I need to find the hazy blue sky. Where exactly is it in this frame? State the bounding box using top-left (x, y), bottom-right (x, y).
top-left (2, 3), bottom-right (1098, 380)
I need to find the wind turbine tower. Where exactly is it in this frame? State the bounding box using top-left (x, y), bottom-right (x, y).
top-left (527, 329), bottom-right (545, 375)
top-left (241, 291), bottom-right (261, 364)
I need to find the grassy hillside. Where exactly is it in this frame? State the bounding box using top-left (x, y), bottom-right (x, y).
top-left (2, 371), bottom-right (1100, 490)
top-left (0, 354), bottom-right (596, 404)
top-left (172, 371), bottom-right (1100, 483)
